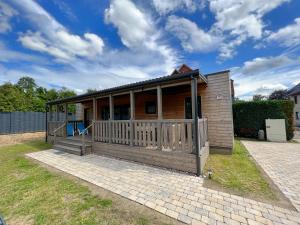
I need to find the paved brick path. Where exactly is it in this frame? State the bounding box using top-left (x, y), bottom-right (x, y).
top-left (27, 150), bottom-right (300, 225)
top-left (294, 131), bottom-right (300, 142)
top-left (242, 141), bottom-right (300, 212)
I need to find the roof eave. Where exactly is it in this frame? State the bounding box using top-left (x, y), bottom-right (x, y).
top-left (47, 69), bottom-right (201, 105)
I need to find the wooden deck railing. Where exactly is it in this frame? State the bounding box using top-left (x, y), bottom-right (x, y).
top-left (198, 118), bottom-right (208, 148)
top-left (48, 121), bottom-right (66, 136)
top-left (160, 120), bottom-right (193, 152)
top-left (48, 119), bottom-right (209, 153)
top-left (93, 119), bottom-right (208, 153)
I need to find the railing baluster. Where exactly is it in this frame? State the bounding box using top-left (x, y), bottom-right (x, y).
top-left (89, 119), bottom-right (201, 154)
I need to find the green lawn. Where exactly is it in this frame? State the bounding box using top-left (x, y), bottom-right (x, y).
top-left (0, 141), bottom-right (180, 225)
top-left (204, 140), bottom-right (278, 201)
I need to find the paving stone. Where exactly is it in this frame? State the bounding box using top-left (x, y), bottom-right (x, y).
top-left (178, 214), bottom-right (192, 224)
top-left (231, 213), bottom-right (248, 224)
top-left (166, 209), bottom-right (179, 219)
top-left (242, 140), bottom-right (300, 212)
top-left (27, 150), bottom-right (300, 225)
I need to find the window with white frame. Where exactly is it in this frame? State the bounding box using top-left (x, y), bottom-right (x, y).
top-left (296, 112), bottom-right (299, 120)
top-left (294, 96), bottom-right (298, 104)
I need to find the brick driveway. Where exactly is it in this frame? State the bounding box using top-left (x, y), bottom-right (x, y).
top-left (27, 150), bottom-right (300, 225)
top-left (242, 140), bottom-right (300, 212)
top-left (294, 130), bottom-right (300, 142)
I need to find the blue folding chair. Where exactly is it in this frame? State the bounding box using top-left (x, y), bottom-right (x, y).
top-left (77, 122), bottom-right (87, 135)
top-left (67, 123), bottom-right (75, 136)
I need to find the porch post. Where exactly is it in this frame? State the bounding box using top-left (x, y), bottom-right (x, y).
top-left (92, 98), bottom-right (97, 142)
top-left (109, 95), bottom-right (114, 143)
top-left (64, 103), bottom-right (68, 137)
top-left (191, 77), bottom-right (200, 176)
top-left (157, 85), bottom-right (162, 150)
top-left (45, 104), bottom-right (48, 142)
top-left (56, 104), bottom-right (59, 121)
top-left (64, 103), bottom-right (68, 121)
top-left (49, 105), bottom-right (53, 121)
top-left (157, 86), bottom-right (162, 120)
top-left (130, 91), bottom-right (135, 146)
top-left (93, 98), bottom-right (97, 120)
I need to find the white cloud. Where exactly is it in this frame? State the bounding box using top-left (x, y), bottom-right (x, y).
top-left (152, 0), bottom-right (196, 15)
top-left (0, 41), bottom-right (47, 63)
top-left (210, 0), bottom-right (289, 39)
top-left (0, 1), bottom-right (17, 33)
top-left (11, 0), bottom-right (104, 61)
top-left (159, 0), bottom-right (290, 60)
top-left (208, 0), bottom-right (289, 59)
top-left (268, 17), bottom-right (300, 47)
top-left (232, 54), bottom-right (300, 98)
top-left (104, 0), bottom-right (178, 73)
top-left (166, 16), bottom-right (222, 52)
top-left (293, 80), bottom-right (300, 85)
top-left (219, 35), bottom-right (246, 60)
top-left (240, 55), bottom-right (297, 75)
top-left (104, 0), bottom-right (153, 49)
top-left (0, 0), bottom-right (180, 93)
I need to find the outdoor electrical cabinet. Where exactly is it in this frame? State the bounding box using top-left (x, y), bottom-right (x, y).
top-left (266, 119), bottom-right (287, 142)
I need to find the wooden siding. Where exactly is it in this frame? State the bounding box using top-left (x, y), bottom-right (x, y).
top-left (93, 142), bottom-right (197, 173)
top-left (135, 91), bottom-right (157, 119)
top-left (80, 74), bottom-right (234, 152)
top-left (200, 72), bottom-right (234, 151)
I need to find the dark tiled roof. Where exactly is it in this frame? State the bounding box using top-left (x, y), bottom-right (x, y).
top-left (47, 69), bottom-right (201, 105)
top-left (288, 83), bottom-right (300, 96)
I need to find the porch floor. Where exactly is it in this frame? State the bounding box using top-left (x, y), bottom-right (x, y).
top-left (66, 134), bottom-right (92, 141)
top-left (27, 150), bottom-right (300, 225)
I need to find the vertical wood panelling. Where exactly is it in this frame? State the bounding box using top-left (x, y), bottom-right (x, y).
top-left (92, 118), bottom-right (208, 155)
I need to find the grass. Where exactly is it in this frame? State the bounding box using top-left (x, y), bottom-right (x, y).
top-left (204, 139), bottom-right (278, 201)
top-left (0, 141), bottom-right (180, 225)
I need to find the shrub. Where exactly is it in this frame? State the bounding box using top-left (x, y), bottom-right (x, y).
top-left (233, 100), bottom-right (294, 140)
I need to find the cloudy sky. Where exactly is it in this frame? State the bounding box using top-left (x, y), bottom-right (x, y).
top-left (0, 0), bottom-right (300, 99)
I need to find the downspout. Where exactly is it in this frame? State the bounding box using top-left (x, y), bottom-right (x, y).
top-left (45, 104), bottom-right (48, 143)
top-left (191, 76), bottom-right (200, 176)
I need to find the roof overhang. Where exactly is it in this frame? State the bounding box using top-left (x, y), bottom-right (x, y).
top-left (46, 69), bottom-right (210, 105)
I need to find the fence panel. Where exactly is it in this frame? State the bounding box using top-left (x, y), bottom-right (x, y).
top-left (0, 113), bottom-right (11, 134)
top-left (0, 111), bottom-right (73, 134)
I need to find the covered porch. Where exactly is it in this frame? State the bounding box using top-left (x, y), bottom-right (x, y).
top-left (46, 70), bottom-right (209, 175)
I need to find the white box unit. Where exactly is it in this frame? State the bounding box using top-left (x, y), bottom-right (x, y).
top-left (266, 119), bottom-right (286, 142)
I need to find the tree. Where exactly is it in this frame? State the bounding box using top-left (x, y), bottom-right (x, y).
top-left (253, 94), bottom-right (266, 101)
top-left (0, 77), bottom-right (77, 112)
top-left (0, 83), bottom-right (27, 112)
top-left (86, 88), bottom-right (97, 93)
top-left (57, 87), bottom-right (76, 99)
top-left (268, 89), bottom-right (288, 100)
top-left (16, 76), bottom-right (37, 93)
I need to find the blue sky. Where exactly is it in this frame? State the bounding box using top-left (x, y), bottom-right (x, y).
top-left (0, 0), bottom-right (300, 99)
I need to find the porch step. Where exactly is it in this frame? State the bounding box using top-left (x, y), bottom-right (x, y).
top-left (58, 140), bottom-right (91, 149)
top-left (53, 138), bottom-right (92, 156)
top-left (54, 144), bottom-right (82, 156)
top-left (65, 136), bottom-right (92, 144)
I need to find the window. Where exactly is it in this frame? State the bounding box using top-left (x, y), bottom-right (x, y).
top-left (185, 96), bottom-right (202, 119)
top-left (295, 96), bottom-right (298, 104)
top-left (296, 112), bottom-right (299, 120)
top-left (145, 101), bottom-right (156, 114)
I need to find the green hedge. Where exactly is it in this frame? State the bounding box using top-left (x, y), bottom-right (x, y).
top-left (233, 100), bottom-right (294, 140)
